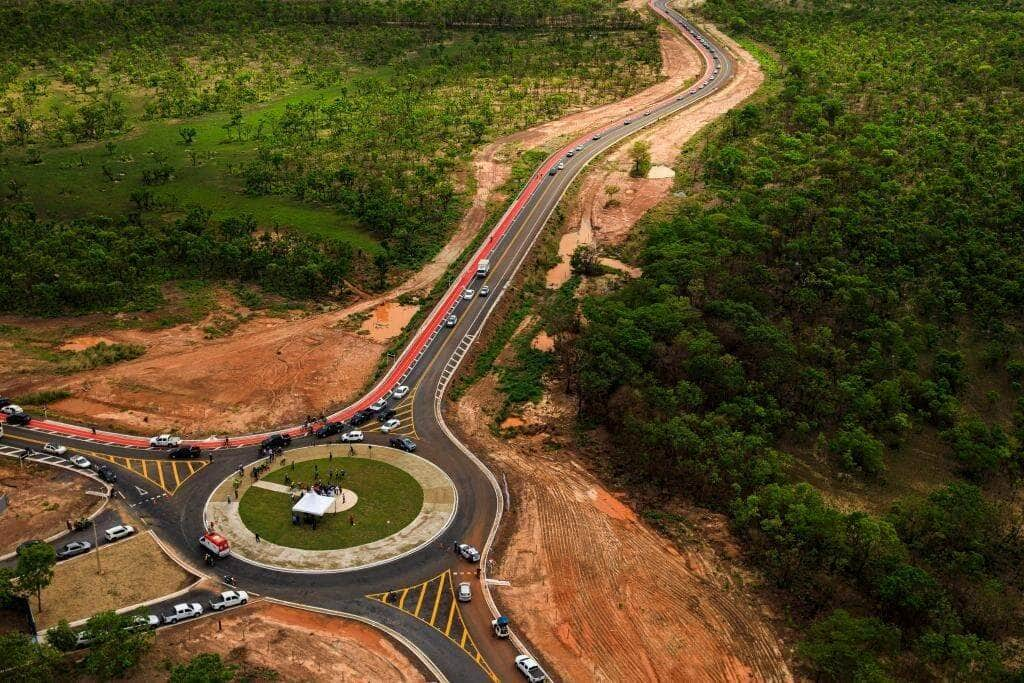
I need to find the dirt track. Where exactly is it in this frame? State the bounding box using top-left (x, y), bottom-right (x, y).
top-left (452, 375), bottom-right (791, 682)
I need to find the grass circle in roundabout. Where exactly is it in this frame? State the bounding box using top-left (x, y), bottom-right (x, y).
top-left (237, 457), bottom-right (423, 550)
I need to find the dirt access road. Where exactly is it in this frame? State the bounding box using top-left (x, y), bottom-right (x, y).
top-left (453, 376), bottom-right (791, 682)
top-left (130, 602), bottom-right (427, 682)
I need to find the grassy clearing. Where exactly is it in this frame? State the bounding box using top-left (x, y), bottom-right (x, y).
top-left (238, 457), bottom-right (422, 550)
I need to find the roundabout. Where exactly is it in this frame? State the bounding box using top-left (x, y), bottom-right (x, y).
top-left (204, 444), bottom-right (456, 572)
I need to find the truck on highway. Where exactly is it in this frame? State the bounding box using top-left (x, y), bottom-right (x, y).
top-left (476, 259), bottom-right (490, 277)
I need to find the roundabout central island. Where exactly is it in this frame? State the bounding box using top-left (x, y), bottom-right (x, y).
top-left (204, 444), bottom-right (456, 573)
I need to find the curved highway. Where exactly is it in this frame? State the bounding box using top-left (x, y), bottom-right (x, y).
top-left (1, 2), bottom-right (736, 680)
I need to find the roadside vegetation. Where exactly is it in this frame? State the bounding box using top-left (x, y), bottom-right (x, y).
top-left (519, 0), bottom-right (1024, 678)
top-left (0, 0), bottom-right (660, 316)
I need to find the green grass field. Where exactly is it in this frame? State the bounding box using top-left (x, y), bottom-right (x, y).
top-left (3, 83), bottom-right (376, 251)
top-left (237, 457), bottom-right (423, 550)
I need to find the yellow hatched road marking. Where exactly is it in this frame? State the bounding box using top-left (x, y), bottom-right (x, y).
top-left (141, 459), bottom-right (149, 480)
top-left (156, 461), bottom-right (166, 490)
top-left (444, 598), bottom-right (457, 636)
top-left (398, 587), bottom-right (409, 611)
top-left (429, 571), bottom-right (446, 626)
top-left (414, 581), bottom-right (428, 618)
top-left (171, 462), bottom-right (182, 489)
top-left (462, 627), bottom-right (470, 648)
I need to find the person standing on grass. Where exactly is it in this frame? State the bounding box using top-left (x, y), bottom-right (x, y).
top-left (255, 532), bottom-right (260, 543)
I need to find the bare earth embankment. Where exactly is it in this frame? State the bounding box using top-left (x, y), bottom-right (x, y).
top-left (452, 375), bottom-right (791, 681)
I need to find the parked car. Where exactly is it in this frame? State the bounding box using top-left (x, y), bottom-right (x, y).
top-left (209, 590), bottom-right (249, 611)
top-left (95, 465), bottom-right (117, 483)
top-left (376, 408), bottom-right (397, 423)
top-left (379, 418), bottom-right (401, 433)
top-left (479, 286), bottom-right (490, 297)
top-left (445, 315), bottom-right (457, 328)
top-left (515, 655), bottom-right (548, 682)
top-left (349, 409), bottom-right (374, 426)
top-left (643, 110), bottom-right (652, 116)
top-left (389, 436), bottom-right (416, 452)
top-left (57, 540), bottom-right (92, 560)
top-left (0, 396), bottom-right (10, 408)
top-left (260, 433), bottom-right (291, 450)
top-left (1, 404), bottom-right (23, 416)
top-left (163, 603), bottom-right (203, 624)
top-left (74, 630), bottom-right (94, 648)
top-left (463, 289), bottom-right (474, 300)
top-left (457, 543), bottom-right (481, 562)
top-left (369, 399), bottom-right (387, 412)
top-left (128, 614), bottom-right (160, 631)
top-left (5, 412), bottom-right (30, 426)
top-left (104, 524), bottom-right (135, 542)
top-left (340, 430), bottom-right (364, 443)
top-left (69, 455), bottom-right (92, 469)
top-left (457, 582), bottom-right (472, 602)
top-left (42, 443), bottom-right (67, 456)
top-left (391, 385), bottom-right (410, 400)
top-left (149, 434), bottom-right (181, 447)
top-left (315, 422), bottom-right (345, 439)
top-left (168, 445), bottom-right (201, 459)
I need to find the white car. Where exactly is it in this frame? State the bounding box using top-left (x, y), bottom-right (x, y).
top-left (515, 655), bottom-right (548, 682)
top-left (643, 110), bottom-right (652, 116)
top-left (163, 602), bottom-right (203, 624)
top-left (340, 430), bottom-right (364, 443)
top-left (379, 419), bottom-right (401, 433)
top-left (149, 434), bottom-right (181, 447)
top-left (1, 404), bottom-right (23, 416)
top-left (463, 289), bottom-right (474, 300)
top-left (69, 455), bottom-right (92, 469)
top-left (556, 162), bottom-right (565, 170)
top-left (369, 399), bottom-right (387, 412)
top-left (209, 590), bottom-right (249, 611)
top-left (445, 315), bottom-right (457, 327)
top-left (457, 543), bottom-right (481, 562)
top-left (575, 145), bottom-right (584, 152)
top-left (43, 443), bottom-right (67, 456)
top-left (104, 524), bottom-right (135, 542)
top-left (479, 286), bottom-right (490, 297)
top-left (457, 582), bottom-right (472, 602)
top-left (128, 614), bottom-right (160, 631)
top-left (391, 385), bottom-right (410, 400)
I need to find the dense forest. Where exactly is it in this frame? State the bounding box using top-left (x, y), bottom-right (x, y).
top-left (559, 0), bottom-right (1024, 678)
top-left (0, 0), bottom-right (659, 315)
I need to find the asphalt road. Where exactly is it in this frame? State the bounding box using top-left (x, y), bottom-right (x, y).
top-left (0, 2), bottom-right (736, 680)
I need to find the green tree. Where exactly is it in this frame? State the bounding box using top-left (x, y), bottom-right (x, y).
top-left (0, 632), bottom-right (62, 682)
top-left (81, 610), bottom-right (152, 681)
top-left (169, 652), bottom-right (238, 683)
top-left (629, 140), bottom-right (651, 178)
top-left (15, 542), bottom-right (56, 613)
top-left (570, 244), bottom-right (601, 276)
top-left (797, 609), bottom-right (900, 682)
top-left (178, 126), bottom-right (198, 145)
top-left (46, 619), bottom-right (78, 652)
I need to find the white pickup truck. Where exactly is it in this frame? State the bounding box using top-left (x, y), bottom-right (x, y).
top-left (163, 602), bottom-right (203, 624)
top-left (209, 590), bottom-right (249, 611)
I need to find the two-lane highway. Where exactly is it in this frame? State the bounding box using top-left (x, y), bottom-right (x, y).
top-left (1, 2), bottom-right (737, 679)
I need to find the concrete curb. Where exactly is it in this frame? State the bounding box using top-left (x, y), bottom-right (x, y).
top-left (265, 597), bottom-right (449, 683)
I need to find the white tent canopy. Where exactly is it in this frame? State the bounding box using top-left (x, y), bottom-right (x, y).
top-left (291, 491), bottom-right (335, 517)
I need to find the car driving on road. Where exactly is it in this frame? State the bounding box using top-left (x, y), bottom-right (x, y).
top-left (389, 436), bottom-right (416, 452)
top-left (260, 433), bottom-right (291, 450)
top-left (463, 289), bottom-right (474, 299)
top-left (445, 314), bottom-right (457, 327)
top-left (379, 418), bottom-right (401, 433)
top-left (479, 286), bottom-right (490, 297)
top-left (168, 445), bottom-right (201, 459)
top-left (209, 590), bottom-right (249, 611)
top-left (43, 443), bottom-right (67, 456)
top-left (369, 399), bottom-right (387, 412)
top-left (457, 543), bottom-right (481, 562)
top-left (515, 655), bottom-right (548, 682)
top-left (1, 404), bottom-right (23, 416)
top-left (457, 582), bottom-right (472, 602)
top-left (149, 434), bottom-right (181, 447)
top-left (69, 455), bottom-right (92, 469)
top-left (104, 524), bottom-right (135, 542)
top-left (57, 540), bottom-right (92, 559)
top-left (95, 464), bottom-right (117, 483)
top-left (5, 412), bottom-right (31, 426)
top-left (340, 430), bottom-right (364, 443)
top-left (315, 422), bottom-right (345, 439)
top-left (391, 385), bottom-right (410, 399)
top-left (349, 409), bottom-right (374, 426)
